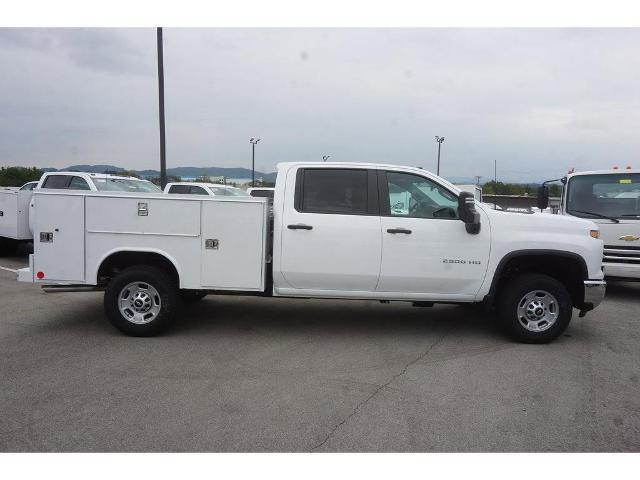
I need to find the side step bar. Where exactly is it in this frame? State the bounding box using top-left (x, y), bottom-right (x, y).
top-left (41, 285), bottom-right (105, 293)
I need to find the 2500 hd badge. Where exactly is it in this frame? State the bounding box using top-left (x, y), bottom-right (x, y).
top-left (443, 259), bottom-right (482, 265)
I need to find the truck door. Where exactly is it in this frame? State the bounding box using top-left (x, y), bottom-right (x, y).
top-left (279, 168), bottom-right (382, 292)
top-left (376, 170), bottom-right (491, 296)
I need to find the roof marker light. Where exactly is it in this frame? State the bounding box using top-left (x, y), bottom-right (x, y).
top-left (36, 271), bottom-right (44, 279)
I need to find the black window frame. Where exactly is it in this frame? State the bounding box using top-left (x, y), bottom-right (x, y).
top-left (377, 170), bottom-right (460, 220)
top-left (294, 168), bottom-right (379, 216)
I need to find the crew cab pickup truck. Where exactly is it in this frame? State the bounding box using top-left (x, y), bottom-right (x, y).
top-left (18, 162), bottom-right (606, 343)
top-left (0, 172), bottom-right (160, 255)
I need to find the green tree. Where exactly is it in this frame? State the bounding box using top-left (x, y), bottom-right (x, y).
top-left (0, 166), bottom-right (44, 187)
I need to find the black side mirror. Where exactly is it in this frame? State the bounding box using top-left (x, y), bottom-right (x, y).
top-left (458, 192), bottom-right (481, 234)
top-left (537, 185), bottom-right (549, 210)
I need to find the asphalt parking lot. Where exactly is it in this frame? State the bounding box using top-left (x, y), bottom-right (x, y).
top-left (1, 249), bottom-right (640, 452)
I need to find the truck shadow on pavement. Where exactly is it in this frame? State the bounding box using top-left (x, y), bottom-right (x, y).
top-left (170, 296), bottom-right (503, 340)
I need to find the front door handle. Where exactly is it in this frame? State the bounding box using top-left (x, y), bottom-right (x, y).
top-left (288, 224), bottom-right (313, 230)
top-left (387, 228), bottom-right (412, 234)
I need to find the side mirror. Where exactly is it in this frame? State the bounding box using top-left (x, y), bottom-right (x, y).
top-left (537, 185), bottom-right (549, 210)
top-left (458, 192), bottom-right (480, 234)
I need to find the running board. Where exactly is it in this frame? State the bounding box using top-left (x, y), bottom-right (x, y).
top-left (41, 285), bottom-right (105, 293)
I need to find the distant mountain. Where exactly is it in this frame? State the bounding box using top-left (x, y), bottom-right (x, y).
top-left (43, 164), bottom-right (278, 182)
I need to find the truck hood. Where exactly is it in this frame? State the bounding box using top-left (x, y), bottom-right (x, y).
top-left (481, 205), bottom-right (598, 234)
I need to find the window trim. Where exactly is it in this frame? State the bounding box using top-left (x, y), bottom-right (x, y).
top-left (377, 170), bottom-right (460, 220)
top-left (294, 168), bottom-right (379, 216)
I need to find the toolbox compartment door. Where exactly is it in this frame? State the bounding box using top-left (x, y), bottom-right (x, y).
top-left (33, 194), bottom-right (85, 282)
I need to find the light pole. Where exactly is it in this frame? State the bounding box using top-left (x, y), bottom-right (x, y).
top-left (322, 155), bottom-right (330, 162)
top-left (157, 27), bottom-right (167, 189)
top-left (249, 138), bottom-right (260, 187)
top-left (435, 136), bottom-right (445, 176)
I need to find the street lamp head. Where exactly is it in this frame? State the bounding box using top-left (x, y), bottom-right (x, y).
top-left (249, 138), bottom-right (261, 145)
top-left (250, 138), bottom-right (254, 142)
top-left (435, 136), bottom-right (445, 143)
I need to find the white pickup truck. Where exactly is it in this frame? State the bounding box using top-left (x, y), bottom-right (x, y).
top-left (18, 162), bottom-right (606, 343)
top-left (0, 172), bottom-right (160, 255)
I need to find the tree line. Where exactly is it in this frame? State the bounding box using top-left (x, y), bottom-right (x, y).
top-left (482, 181), bottom-right (561, 196)
top-left (0, 167), bottom-right (43, 187)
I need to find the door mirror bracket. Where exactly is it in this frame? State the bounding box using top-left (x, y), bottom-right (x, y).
top-left (458, 192), bottom-right (481, 234)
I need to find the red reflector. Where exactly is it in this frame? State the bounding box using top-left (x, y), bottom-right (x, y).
top-left (36, 271), bottom-right (44, 279)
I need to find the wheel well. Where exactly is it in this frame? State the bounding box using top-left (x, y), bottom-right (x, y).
top-left (97, 251), bottom-right (179, 286)
top-left (489, 252), bottom-right (587, 308)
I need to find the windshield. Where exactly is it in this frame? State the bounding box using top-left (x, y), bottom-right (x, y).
top-left (566, 173), bottom-right (640, 219)
top-left (93, 178), bottom-right (162, 193)
top-left (209, 186), bottom-right (248, 196)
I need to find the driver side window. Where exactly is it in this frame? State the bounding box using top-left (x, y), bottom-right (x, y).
top-left (385, 171), bottom-right (459, 219)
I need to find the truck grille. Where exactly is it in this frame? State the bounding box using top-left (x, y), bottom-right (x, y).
top-left (603, 245), bottom-right (640, 265)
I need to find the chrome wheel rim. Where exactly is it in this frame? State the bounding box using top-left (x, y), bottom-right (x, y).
top-left (516, 290), bottom-right (559, 332)
top-left (118, 281), bottom-right (162, 324)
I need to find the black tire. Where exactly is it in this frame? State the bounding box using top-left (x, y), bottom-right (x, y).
top-left (496, 273), bottom-right (573, 343)
top-left (104, 265), bottom-right (179, 336)
top-left (180, 290), bottom-right (207, 303)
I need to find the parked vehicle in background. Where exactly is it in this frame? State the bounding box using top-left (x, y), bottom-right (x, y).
top-left (455, 184), bottom-right (483, 202)
top-left (19, 162), bottom-right (605, 343)
top-left (19, 181), bottom-right (38, 191)
top-left (0, 172), bottom-right (160, 255)
top-left (164, 182), bottom-right (248, 197)
top-left (539, 168), bottom-right (640, 281)
top-left (247, 187), bottom-right (275, 200)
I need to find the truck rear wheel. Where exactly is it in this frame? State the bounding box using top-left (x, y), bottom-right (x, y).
top-left (104, 266), bottom-right (178, 336)
top-left (496, 273), bottom-right (572, 343)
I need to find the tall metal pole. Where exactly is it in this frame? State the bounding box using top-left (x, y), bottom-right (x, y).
top-left (494, 159), bottom-right (497, 184)
top-left (157, 27), bottom-right (167, 189)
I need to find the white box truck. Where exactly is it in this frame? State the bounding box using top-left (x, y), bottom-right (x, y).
top-left (538, 168), bottom-right (640, 280)
top-left (0, 172), bottom-right (160, 255)
top-left (18, 162), bottom-right (606, 343)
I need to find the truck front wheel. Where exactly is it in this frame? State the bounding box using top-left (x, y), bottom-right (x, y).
top-left (496, 273), bottom-right (573, 343)
top-left (104, 266), bottom-right (178, 336)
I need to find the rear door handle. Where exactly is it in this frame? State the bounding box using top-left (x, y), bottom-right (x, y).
top-left (288, 224), bottom-right (313, 230)
top-left (387, 228), bottom-right (412, 234)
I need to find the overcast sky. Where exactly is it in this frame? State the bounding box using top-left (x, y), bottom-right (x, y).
top-left (0, 28), bottom-right (639, 181)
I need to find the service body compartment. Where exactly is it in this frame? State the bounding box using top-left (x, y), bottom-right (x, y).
top-left (200, 198), bottom-right (268, 290)
top-left (32, 193), bottom-right (85, 282)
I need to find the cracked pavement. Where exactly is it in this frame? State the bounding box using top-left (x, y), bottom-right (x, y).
top-left (1, 251), bottom-right (640, 452)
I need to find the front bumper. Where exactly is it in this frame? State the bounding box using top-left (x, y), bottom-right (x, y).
top-left (582, 279), bottom-right (606, 312)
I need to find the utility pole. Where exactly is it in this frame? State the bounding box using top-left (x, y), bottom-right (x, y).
top-left (156, 27), bottom-right (167, 189)
top-left (322, 155), bottom-right (330, 162)
top-left (494, 159), bottom-right (497, 184)
top-left (249, 138), bottom-right (260, 187)
top-left (435, 136), bottom-right (445, 176)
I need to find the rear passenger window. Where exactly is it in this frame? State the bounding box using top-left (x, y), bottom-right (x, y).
top-left (68, 176), bottom-right (91, 190)
top-left (42, 175), bottom-right (71, 189)
top-left (299, 169), bottom-right (368, 215)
